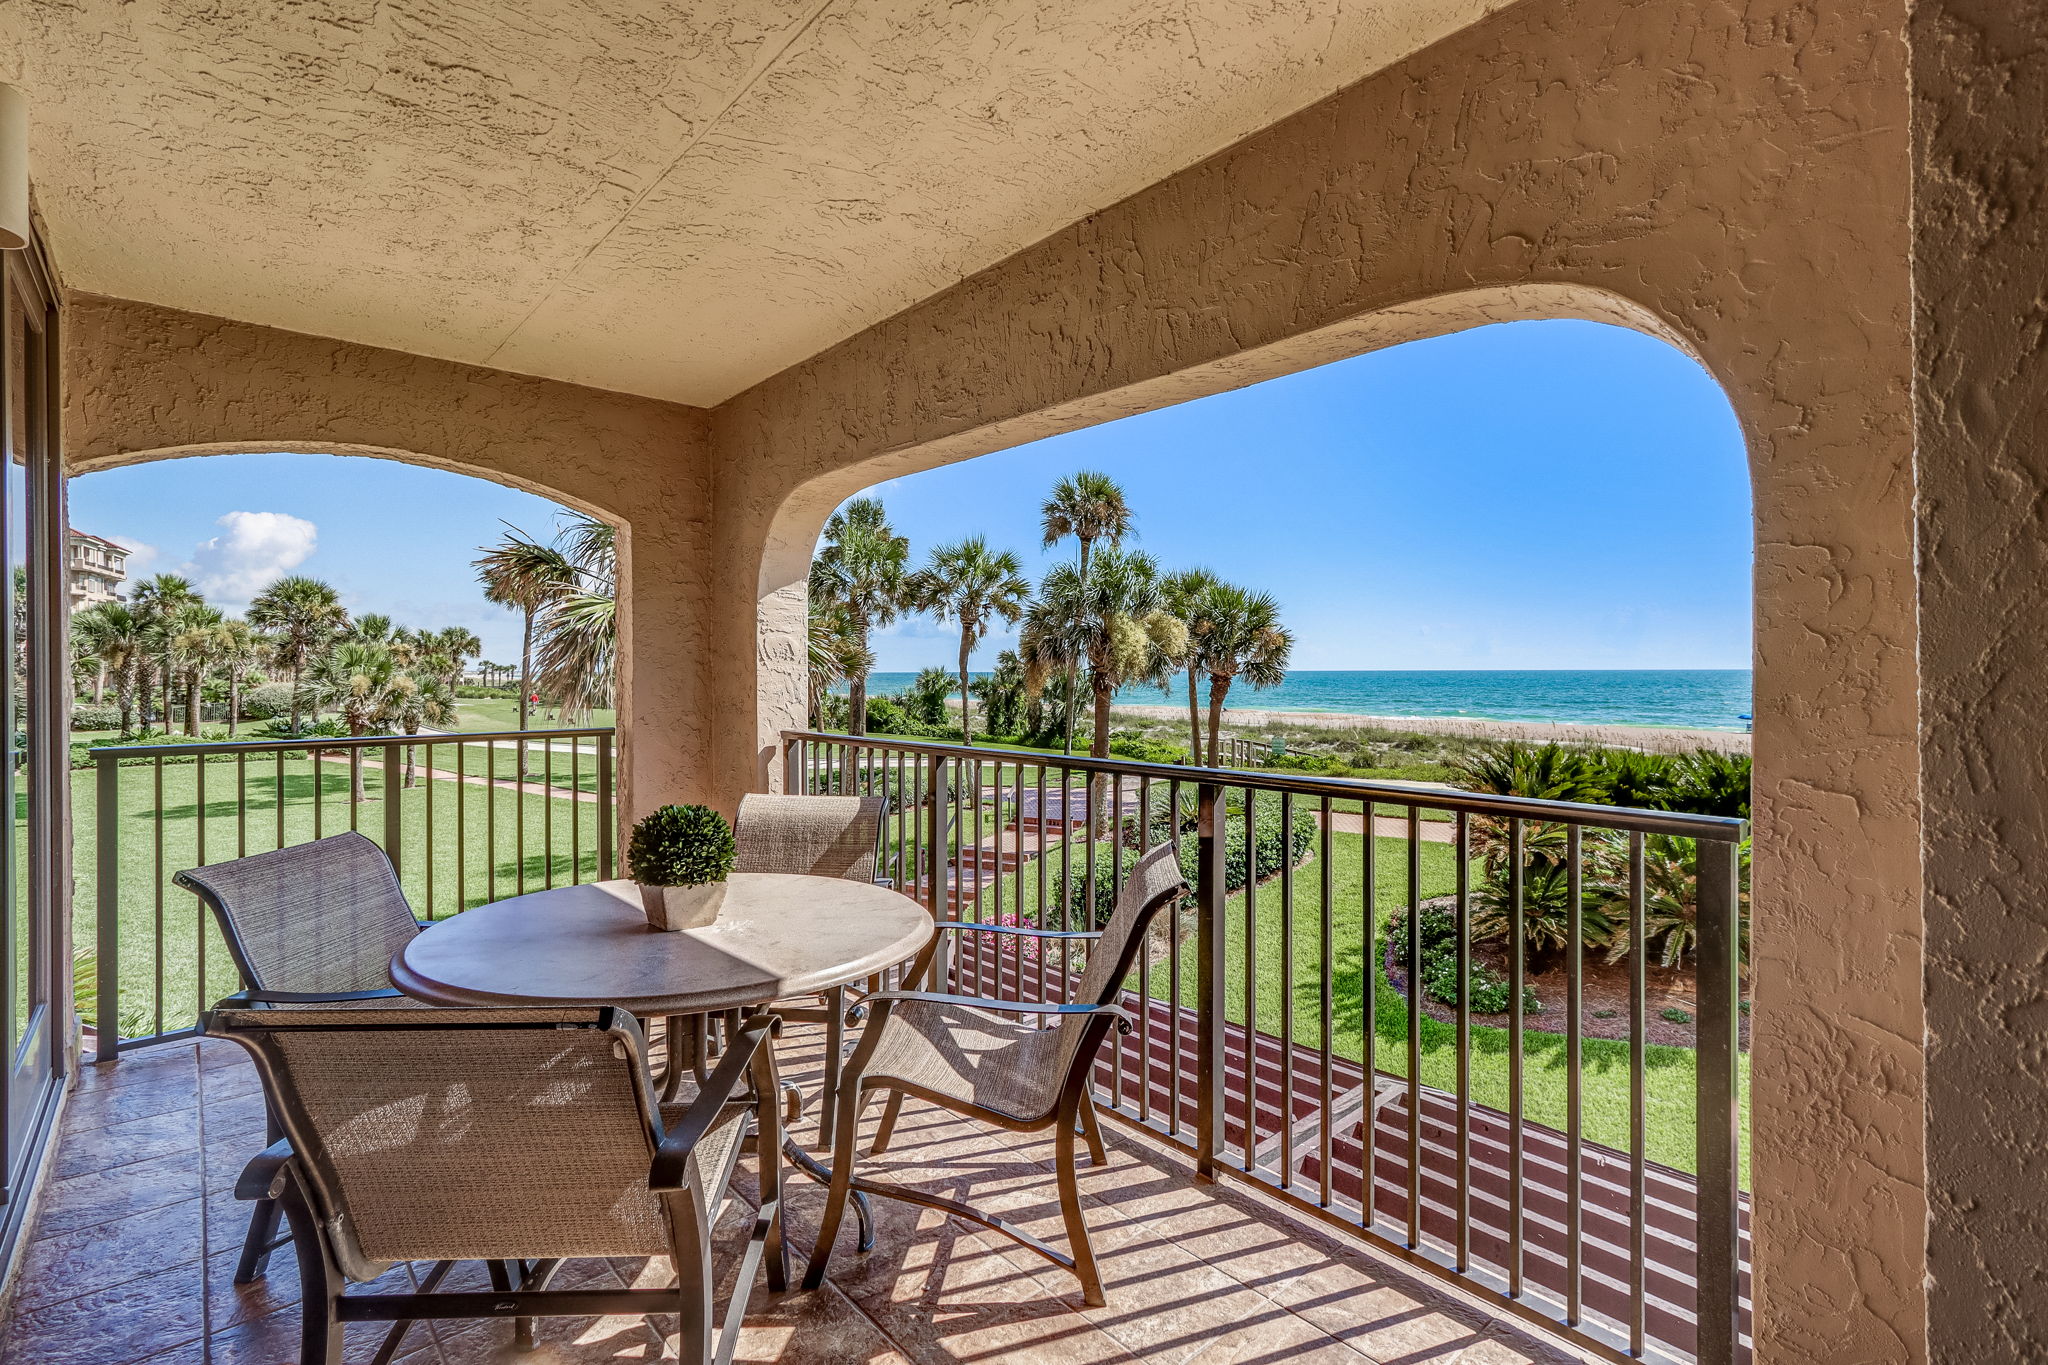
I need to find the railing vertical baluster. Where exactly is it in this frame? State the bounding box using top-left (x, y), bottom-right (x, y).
top-left (1278, 792), bottom-right (1295, 1186)
top-left (1629, 831), bottom-right (1647, 1356)
top-left (1034, 763), bottom-right (1048, 1003)
top-left (425, 741), bottom-right (437, 916)
top-left (313, 743), bottom-right (325, 839)
top-left (1696, 835), bottom-right (1744, 1365)
top-left (515, 734), bottom-right (527, 896)
top-left (1362, 800), bottom-right (1378, 1217)
top-left (195, 755), bottom-right (208, 1013)
top-left (1566, 823), bottom-right (1584, 1324)
top-left (93, 753), bottom-right (119, 1062)
top-left (1508, 816), bottom-right (1526, 1295)
top-left (456, 742), bottom-right (469, 908)
top-left (487, 741), bottom-right (499, 903)
top-left (1110, 774), bottom-right (1126, 1101)
top-left (1455, 810), bottom-right (1471, 1273)
top-left (1405, 805), bottom-right (1422, 1248)
top-left (348, 750), bottom-right (361, 832)
top-left (1194, 780), bottom-right (1224, 1182)
top-left (543, 737), bottom-right (555, 889)
top-left (274, 749), bottom-right (285, 851)
top-left (236, 752), bottom-right (248, 860)
top-left (153, 758), bottom-right (166, 1034)
top-left (1241, 789), bottom-right (1256, 1173)
top-left (1167, 778), bottom-right (1184, 1137)
top-left (1318, 794), bottom-right (1333, 1209)
top-left (570, 738), bottom-right (583, 884)
top-left (596, 732), bottom-right (615, 880)
top-left (383, 743), bottom-right (403, 879)
top-left (1135, 773), bottom-right (1152, 1121)
top-left (924, 752), bottom-right (949, 979)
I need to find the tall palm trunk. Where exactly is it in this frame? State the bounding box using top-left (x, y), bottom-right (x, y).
top-left (404, 720), bottom-right (420, 787)
top-left (1185, 667), bottom-right (1204, 766)
top-left (957, 631), bottom-right (975, 746)
top-left (184, 667), bottom-right (202, 736)
top-left (93, 662), bottom-right (106, 705)
top-left (516, 607), bottom-right (534, 776)
top-left (161, 653), bottom-right (174, 734)
top-left (116, 664), bottom-right (136, 736)
top-left (846, 609), bottom-right (870, 736)
top-left (228, 673), bottom-right (241, 737)
top-left (1062, 539), bottom-right (1091, 755)
top-left (1205, 675), bottom-right (1235, 767)
top-left (288, 660), bottom-right (304, 734)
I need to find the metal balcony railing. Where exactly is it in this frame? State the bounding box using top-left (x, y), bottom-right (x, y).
top-left (86, 727), bottom-right (615, 1057)
top-left (781, 728), bottom-right (1750, 1365)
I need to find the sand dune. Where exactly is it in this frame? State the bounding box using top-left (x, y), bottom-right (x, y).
top-left (1109, 703), bottom-right (1750, 756)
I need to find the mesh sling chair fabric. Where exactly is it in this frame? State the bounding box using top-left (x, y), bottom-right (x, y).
top-left (802, 840), bottom-right (1188, 1306)
top-left (174, 831), bottom-right (431, 1285)
top-left (730, 794), bottom-right (889, 1152)
top-left (206, 1005), bottom-right (786, 1365)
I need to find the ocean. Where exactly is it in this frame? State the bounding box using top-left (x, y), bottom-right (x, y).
top-left (859, 669), bottom-right (1754, 732)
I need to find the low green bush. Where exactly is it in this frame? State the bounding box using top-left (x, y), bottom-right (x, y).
top-left (456, 684), bottom-right (519, 700)
top-left (1107, 733), bottom-right (1186, 765)
top-left (238, 682), bottom-right (297, 720)
top-left (70, 703), bottom-right (122, 731)
top-left (1387, 903), bottom-right (1539, 1017)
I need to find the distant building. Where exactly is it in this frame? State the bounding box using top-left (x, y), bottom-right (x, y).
top-left (67, 529), bottom-right (129, 608)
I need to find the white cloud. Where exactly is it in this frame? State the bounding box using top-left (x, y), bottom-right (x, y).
top-left (188, 511), bottom-right (318, 607)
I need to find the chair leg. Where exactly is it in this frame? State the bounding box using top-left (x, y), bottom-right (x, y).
top-left (1056, 1112), bottom-right (1106, 1307)
top-left (276, 1168), bottom-right (345, 1365)
top-left (870, 1091), bottom-right (905, 1156)
top-left (800, 1078), bottom-right (868, 1291)
top-left (1078, 1091), bottom-right (1108, 1168)
top-left (817, 986), bottom-right (845, 1152)
top-left (234, 1195), bottom-right (284, 1284)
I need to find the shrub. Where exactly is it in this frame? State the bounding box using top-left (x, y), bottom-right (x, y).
top-left (1666, 750), bottom-right (1750, 819)
top-left (1107, 732), bottom-right (1186, 765)
top-left (902, 667), bottom-right (955, 729)
top-left (1387, 904), bottom-right (1538, 1016)
top-left (1593, 833), bottom-right (1751, 967)
top-left (862, 696), bottom-right (946, 738)
top-left (627, 803), bottom-right (735, 887)
top-left (1660, 1006), bottom-right (1693, 1025)
top-left (456, 684), bottom-right (519, 700)
top-left (70, 703), bottom-right (122, 731)
top-left (1051, 792), bottom-right (1312, 929)
top-left (239, 682), bottom-right (297, 720)
top-left (1470, 859), bottom-right (1617, 964)
top-left (1262, 750), bottom-right (1344, 774)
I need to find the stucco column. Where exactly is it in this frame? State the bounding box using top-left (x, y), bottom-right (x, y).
top-left (1913, 2), bottom-right (2048, 1356)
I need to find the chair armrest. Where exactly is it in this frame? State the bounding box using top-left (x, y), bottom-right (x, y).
top-left (862, 990), bottom-right (1136, 1034)
top-left (225, 987), bottom-right (410, 1006)
top-left (932, 921), bottom-right (1101, 941)
top-left (649, 1015), bottom-right (778, 1191)
top-left (235, 1139), bottom-right (294, 1201)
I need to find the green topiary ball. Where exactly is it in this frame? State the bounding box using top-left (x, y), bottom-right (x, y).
top-left (626, 803), bottom-right (735, 887)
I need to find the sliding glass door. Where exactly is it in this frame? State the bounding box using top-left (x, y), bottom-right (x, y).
top-left (1, 236), bottom-right (65, 1259)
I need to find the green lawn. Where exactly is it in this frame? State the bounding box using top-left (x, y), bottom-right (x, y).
top-left (959, 823), bottom-right (1746, 1180)
top-left (447, 699), bottom-right (615, 734)
top-left (75, 755), bottom-right (604, 1040)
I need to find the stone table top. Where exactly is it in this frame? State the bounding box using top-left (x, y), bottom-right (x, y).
top-left (390, 874), bottom-right (933, 1015)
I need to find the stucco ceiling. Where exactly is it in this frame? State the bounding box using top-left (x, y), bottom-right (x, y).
top-left (5, 0), bottom-right (1503, 406)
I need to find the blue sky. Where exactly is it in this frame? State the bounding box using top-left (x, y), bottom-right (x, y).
top-left (69, 320), bottom-right (1750, 673)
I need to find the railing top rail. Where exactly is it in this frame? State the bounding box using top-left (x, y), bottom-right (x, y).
top-left (88, 727), bottom-right (615, 760)
top-left (779, 728), bottom-right (1747, 842)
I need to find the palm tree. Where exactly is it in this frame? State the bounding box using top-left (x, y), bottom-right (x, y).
top-left (1019, 547), bottom-right (1183, 764)
top-left (808, 498), bottom-right (910, 737)
top-left (806, 601), bottom-right (864, 730)
top-left (530, 513), bottom-right (617, 724)
top-left (969, 650), bottom-right (1028, 738)
top-left (130, 573), bottom-right (199, 730)
top-left (1161, 568), bottom-right (1222, 764)
top-left (309, 642), bottom-right (402, 802)
top-left (426, 627), bottom-right (483, 689)
top-left (1040, 471), bottom-right (1134, 753)
top-left (211, 619), bottom-right (263, 737)
top-left (348, 613), bottom-right (395, 646)
top-left (248, 576), bottom-right (348, 735)
top-left (390, 667), bottom-right (458, 787)
top-left (1197, 585), bottom-right (1292, 766)
top-left (167, 604), bottom-right (226, 735)
top-left (474, 526), bottom-right (577, 768)
top-left (912, 536), bottom-right (1030, 745)
top-left (73, 602), bottom-right (145, 735)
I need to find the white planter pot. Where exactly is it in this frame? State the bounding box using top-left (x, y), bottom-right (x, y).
top-left (638, 881), bottom-right (726, 931)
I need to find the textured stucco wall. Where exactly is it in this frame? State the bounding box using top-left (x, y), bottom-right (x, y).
top-left (711, 0), bottom-right (1925, 1357)
top-left (60, 295), bottom-right (714, 824)
top-left (1913, 1), bottom-right (2048, 1357)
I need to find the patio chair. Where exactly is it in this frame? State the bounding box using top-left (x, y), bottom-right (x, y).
top-left (205, 1004), bottom-right (785, 1365)
top-left (801, 839), bottom-right (1187, 1305)
top-left (175, 831), bottom-right (429, 1283)
top-left (730, 792), bottom-right (889, 1149)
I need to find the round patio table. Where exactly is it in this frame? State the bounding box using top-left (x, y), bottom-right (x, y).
top-left (389, 874), bottom-right (932, 1014)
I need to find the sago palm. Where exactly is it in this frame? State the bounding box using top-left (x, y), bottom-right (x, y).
top-left (808, 498), bottom-right (910, 736)
top-left (248, 575), bottom-right (348, 735)
top-left (1040, 470), bottom-right (1133, 752)
top-left (912, 535), bottom-right (1030, 745)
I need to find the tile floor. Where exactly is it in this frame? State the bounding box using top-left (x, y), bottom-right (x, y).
top-left (0, 1025), bottom-right (1589, 1364)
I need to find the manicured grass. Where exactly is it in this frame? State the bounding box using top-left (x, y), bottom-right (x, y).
top-left (447, 699), bottom-right (615, 734)
top-left (962, 825), bottom-right (1746, 1181)
top-left (74, 756), bottom-right (603, 1040)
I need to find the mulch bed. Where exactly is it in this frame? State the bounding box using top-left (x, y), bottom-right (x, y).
top-left (1385, 898), bottom-right (1751, 1051)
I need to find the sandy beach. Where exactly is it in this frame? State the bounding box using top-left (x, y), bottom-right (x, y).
top-left (1108, 702), bottom-right (1750, 755)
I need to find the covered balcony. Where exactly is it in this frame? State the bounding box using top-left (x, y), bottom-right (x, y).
top-left (0, 1), bottom-right (2037, 1363)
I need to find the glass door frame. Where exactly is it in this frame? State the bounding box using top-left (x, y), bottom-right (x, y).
top-left (0, 227), bottom-right (70, 1274)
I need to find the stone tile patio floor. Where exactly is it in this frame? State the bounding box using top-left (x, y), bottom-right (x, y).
top-left (0, 1024), bottom-right (1589, 1364)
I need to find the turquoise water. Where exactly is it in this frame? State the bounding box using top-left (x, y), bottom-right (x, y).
top-left (861, 669), bottom-right (1753, 732)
